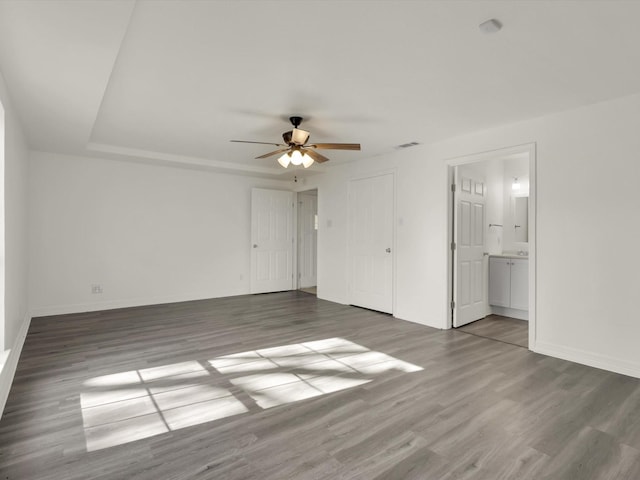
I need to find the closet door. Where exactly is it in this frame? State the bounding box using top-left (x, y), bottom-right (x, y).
top-left (348, 173), bottom-right (394, 314)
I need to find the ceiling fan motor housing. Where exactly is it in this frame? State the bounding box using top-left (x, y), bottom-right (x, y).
top-left (284, 117), bottom-right (308, 145)
top-left (283, 128), bottom-right (310, 146)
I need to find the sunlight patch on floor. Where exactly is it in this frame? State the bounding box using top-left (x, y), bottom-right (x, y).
top-left (80, 361), bottom-right (247, 451)
top-left (211, 337), bottom-right (422, 409)
top-left (81, 338), bottom-right (422, 451)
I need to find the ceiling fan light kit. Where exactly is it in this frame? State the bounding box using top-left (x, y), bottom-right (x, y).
top-left (231, 116), bottom-right (361, 168)
top-left (277, 148), bottom-right (314, 169)
top-left (289, 150), bottom-right (305, 166)
top-left (301, 154), bottom-right (314, 169)
top-left (277, 153), bottom-right (291, 168)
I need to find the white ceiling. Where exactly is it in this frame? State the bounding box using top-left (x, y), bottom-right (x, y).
top-left (1, 0), bottom-right (640, 178)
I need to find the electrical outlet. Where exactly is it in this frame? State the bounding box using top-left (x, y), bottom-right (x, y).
top-left (91, 284), bottom-right (103, 294)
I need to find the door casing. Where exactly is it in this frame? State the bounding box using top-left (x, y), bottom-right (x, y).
top-left (446, 144), bottom-right (537, 350)
top-left (296, 190), bottom-right (318, 289)
top-left (250, 188), bottom-right (294, 294)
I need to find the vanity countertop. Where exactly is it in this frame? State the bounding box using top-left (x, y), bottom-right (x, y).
top-left (489, 253), bottom-right (529, 260)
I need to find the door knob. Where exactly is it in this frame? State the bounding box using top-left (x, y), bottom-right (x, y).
top-left (253, 244), bottom-right (258, 248)
top-left (386, 248), bottom-right (391, 253)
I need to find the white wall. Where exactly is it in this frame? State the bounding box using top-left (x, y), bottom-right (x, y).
top-left (0, 87), bottom-right (4, 352)
top-left (432, 93), bottom-right (640, 377)
top-left (29, 152), bottom-right (290, 315)
top-left (300, 92), bottom-right (640, 378)
top-left (1, 75), bottom-right (29, 350)
top-left (0, 72), bottom-right (30, 417)
top-left (299, 148), bottom-right (448, 328)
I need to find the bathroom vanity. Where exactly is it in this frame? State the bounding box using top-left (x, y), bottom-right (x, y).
top-left (489, 254), bottom-right (528, 320)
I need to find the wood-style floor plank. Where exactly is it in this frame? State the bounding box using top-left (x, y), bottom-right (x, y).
top-left (458, 314), bottom-right (529, 348)
top-left (1, 291), bottom-right (640, 479)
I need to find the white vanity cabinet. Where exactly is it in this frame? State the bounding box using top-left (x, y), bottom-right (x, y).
top-left (489, 256), bottom-right (528, 312)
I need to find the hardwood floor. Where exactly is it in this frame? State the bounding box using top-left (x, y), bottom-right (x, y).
top-left (458, 314), bottom-right (529, 348)
top-left (2, 291), bottom-right (640, 479)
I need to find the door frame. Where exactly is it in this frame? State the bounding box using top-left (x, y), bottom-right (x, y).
top-left (295, 188), bottom-right (318, 290)
top-left (446, 143), bottom-right (537, 350)
top-left (347, 169), bottom-right (397, 314)
top-left (250, 188), bottom-right (295, 294)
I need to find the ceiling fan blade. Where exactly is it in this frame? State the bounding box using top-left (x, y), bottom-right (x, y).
top-left (303, 148), bottom-right (330, 163)
top-left (230, 140), bottom-right (286, 147)
top-left (307, 143), bottom-right (361, 150)
top-left (255, 148), bottom-right (290, 159)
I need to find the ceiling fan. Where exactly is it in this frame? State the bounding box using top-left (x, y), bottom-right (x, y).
top-left (230, 116), bottom-right (361, 168)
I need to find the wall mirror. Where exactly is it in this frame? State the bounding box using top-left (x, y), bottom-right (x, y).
top-left (514, 196), bottom-right (528, 243)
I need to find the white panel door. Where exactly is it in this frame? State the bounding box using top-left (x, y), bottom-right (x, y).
top-left (251, 188), bottom-right (294, 294)
top-left (453, 168), bottom-right (487, 327)
top-left (348, 173), bottom-right (393, 314)
top-left (297, 193), bottom-right (317, 289)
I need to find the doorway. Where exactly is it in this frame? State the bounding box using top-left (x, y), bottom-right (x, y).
top-left (448, 144), bottom-right (536, 349)
top-left (250, 188), bottom-right (294, 294)
top-left (297, 189), bottom-right (318, 295)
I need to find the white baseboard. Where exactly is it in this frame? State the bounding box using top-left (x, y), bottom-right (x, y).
top-left (0, 313), bottom-right (32, 419)
top-left (534, 340), bottom-right (640, 379)
top-left (29, 290), bottom-right (247, 318)
top-left (393, 311), bottom-right (446, 330)
top-left (490, 306), bottom-right (528, 321)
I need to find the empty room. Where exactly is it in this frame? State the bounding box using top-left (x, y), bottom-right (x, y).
top-left (2, 1), bottom-right (640, 479)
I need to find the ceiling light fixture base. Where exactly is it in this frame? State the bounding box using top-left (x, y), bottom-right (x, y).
top-left (289, 116), bottom-right (303, 128)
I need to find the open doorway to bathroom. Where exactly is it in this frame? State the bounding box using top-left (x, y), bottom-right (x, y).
top-left (447, 144), bottom-right (536, 350)
top-left (297, 189), bottom-right (318, 295)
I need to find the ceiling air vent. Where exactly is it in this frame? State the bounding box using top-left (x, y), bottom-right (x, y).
top-left (395, 141), bottom-right (421, 149)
